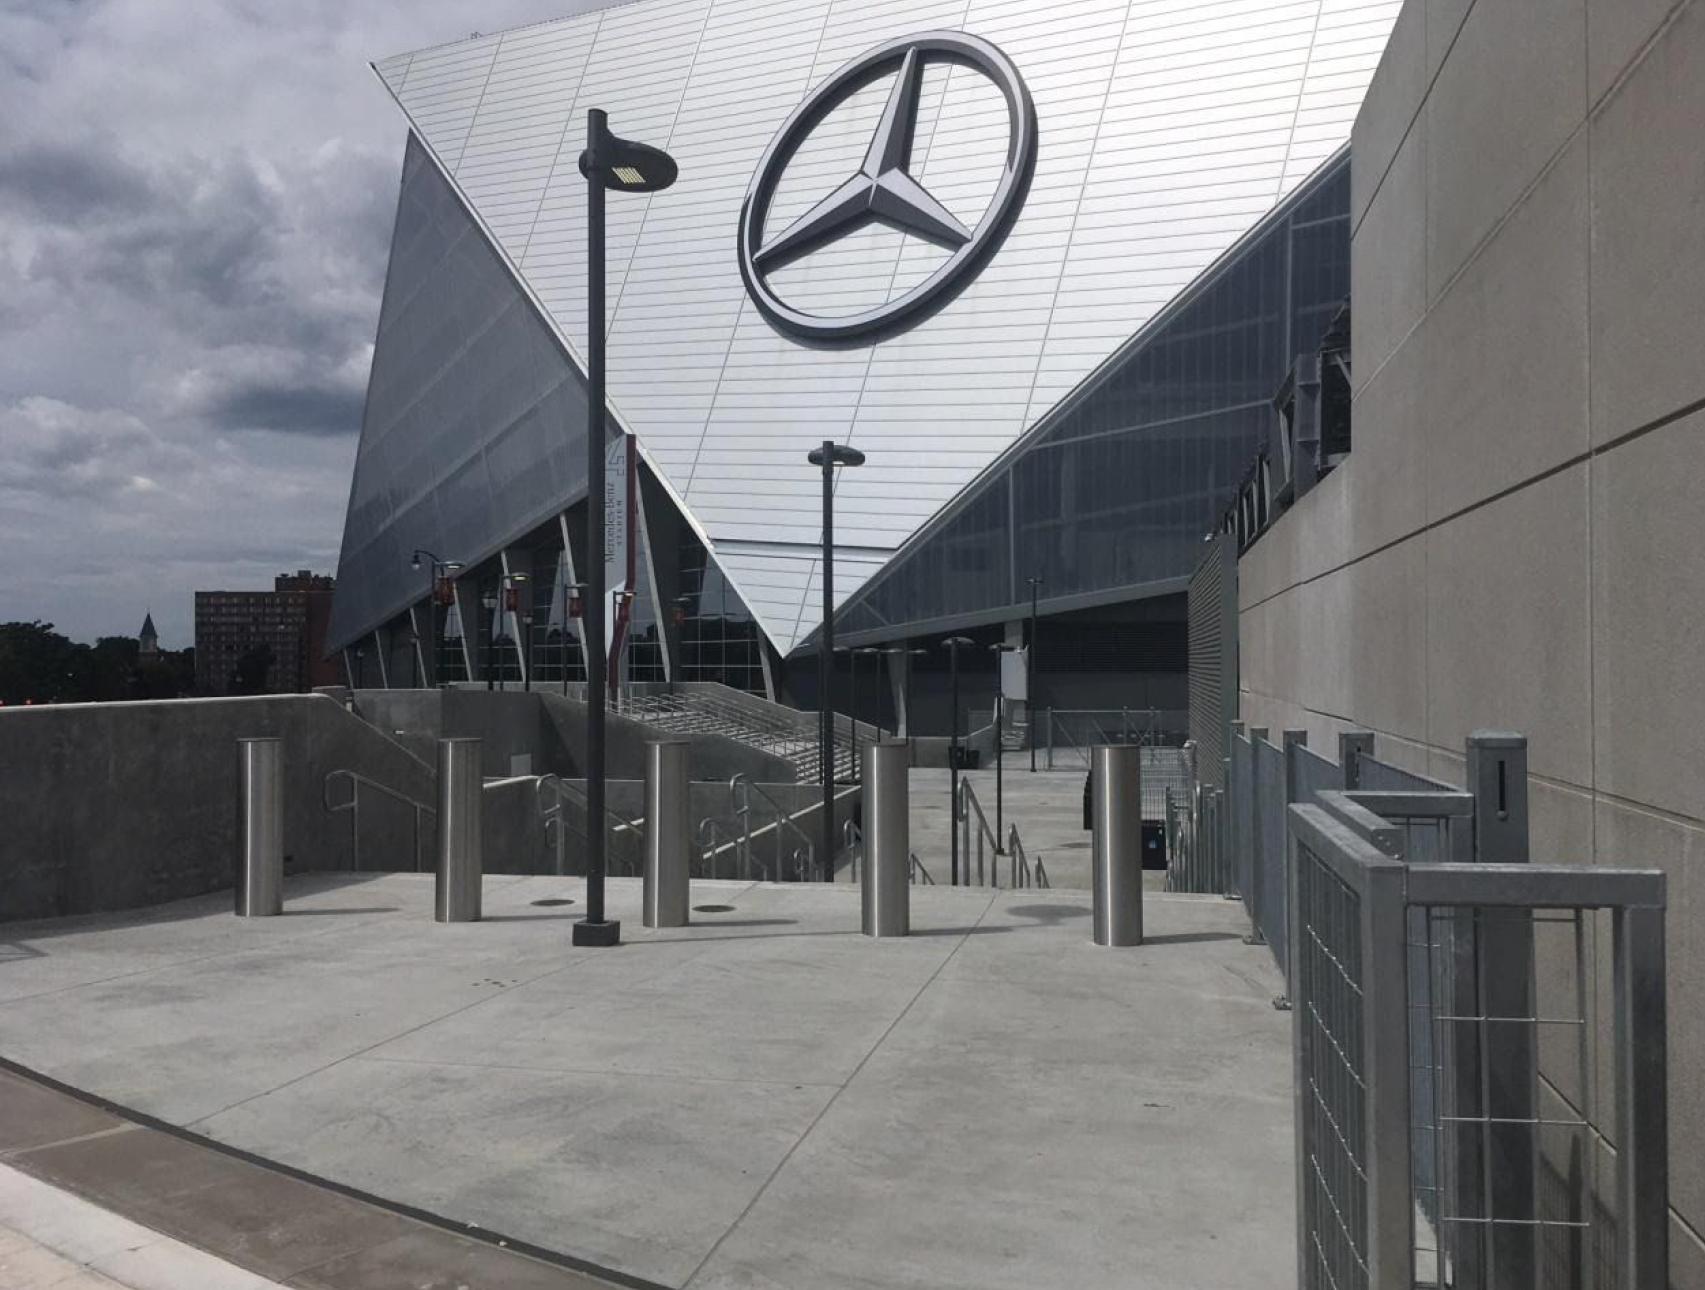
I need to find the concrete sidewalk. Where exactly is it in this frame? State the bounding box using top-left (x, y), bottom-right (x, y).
top-left (0, 873), bottom-right (1294, 1289)
top-left (0, 1164), bottom-right (281, 1290)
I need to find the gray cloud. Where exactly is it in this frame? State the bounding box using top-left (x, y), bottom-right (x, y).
top-left (0, 0), bottom-right (555, 642)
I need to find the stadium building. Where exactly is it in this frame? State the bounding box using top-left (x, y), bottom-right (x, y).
top-left (328, 0), bottom-right (1399, 734)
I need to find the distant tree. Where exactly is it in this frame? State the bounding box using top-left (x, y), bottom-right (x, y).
top-left (0, 621), bottom-right (76, 704)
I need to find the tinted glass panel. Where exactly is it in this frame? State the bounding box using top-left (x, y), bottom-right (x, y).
top-left (839, 154), bottom-right (1350, 639)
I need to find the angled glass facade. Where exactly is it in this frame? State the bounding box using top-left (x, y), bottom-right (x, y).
top-left (836, 156), bottom-right (1351, 641)
top-left (328, 135), bottom-right (594, 653)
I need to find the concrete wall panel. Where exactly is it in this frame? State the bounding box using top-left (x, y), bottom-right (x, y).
top-left (1590, 408), bottom-right (1705, 820)
top-left (1424, 465), bottom-right (1591, 787)
top-left (1350, 112), bottom-right (1426, 375)
top-left (1343, 325), bottom-right (1427, 554)
top-left (1588, 0), bottom-right (1689, 105)
top-left (1424, 135), bottom-right (1590, 520)
top-left (1588, 0), bottom-right (1705, 445)
top-left (1424, 0), bottom-right (1585, 298)
top-left (1350, 0), bottom-right (1426, 229)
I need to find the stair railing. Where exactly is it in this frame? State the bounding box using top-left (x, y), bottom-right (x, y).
top-left (323, 769), bottom-right (435, 873)
top-left (729, 773), bottom-right (816, 882)
top-left (536, 774), bottom-right (645, 876)
top-left (955, 778), bottom-right (1004, 887)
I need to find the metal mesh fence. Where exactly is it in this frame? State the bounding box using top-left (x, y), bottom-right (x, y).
top-left (1290, 788), bottom-right (1669, 1290)
top-left (1296, 834), bottom-right (1371, 1290)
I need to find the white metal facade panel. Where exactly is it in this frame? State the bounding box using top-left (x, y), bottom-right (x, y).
top-left (375, 0), bottom-right (1394, 653)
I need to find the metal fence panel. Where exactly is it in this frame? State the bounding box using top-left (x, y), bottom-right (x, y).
top-left (1288, 794), bottom-right (1670, 1290)
top-left (1231, 733), bottom-right (1253, 902)
top-left (1255, 736), bottom-right (1287, 971)
top-left (1356, 754), bottom-right (1455, 794)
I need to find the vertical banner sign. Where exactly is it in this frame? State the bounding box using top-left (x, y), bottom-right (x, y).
top-left (605, 433), bottom-right (637, 688)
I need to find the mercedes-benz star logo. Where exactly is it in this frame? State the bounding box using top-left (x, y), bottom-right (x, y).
top-left (738, 31), bottom-right (1037, 344)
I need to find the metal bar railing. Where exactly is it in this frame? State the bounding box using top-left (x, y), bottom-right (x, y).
top-left (729, 773), bottom-right (816, 882)
top-left (955, 777), bottom-right (1002, 887)
top-left (1286, 784), bottom-right (1670, 1290)
top-left (536, 774), bottom-right (645, 877)
top-left (323, 769), bottom-right (436, 873)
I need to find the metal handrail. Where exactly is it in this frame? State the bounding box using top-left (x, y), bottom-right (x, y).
top-left (955, 778), bottom-right (1003, 887)
top-left (536, 774), bottom-right (645, 877)
top-left (729, 773), bottom-right (816, 882)
top-left (323, 769), bottom-right (435, 873)
top-left (1005, 823), bottom-right (1033, 889)
top-left (910, 853), bottom-right (934, 885)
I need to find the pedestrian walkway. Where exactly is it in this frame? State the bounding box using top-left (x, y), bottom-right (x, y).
top-left (0, 873), bottom-right (1293, 1290)
top-left (0, 1163), bottom-right (281, 1290)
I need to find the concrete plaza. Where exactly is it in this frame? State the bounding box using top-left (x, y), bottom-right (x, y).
top-left (0, 873), bottom-right (1292, 1289)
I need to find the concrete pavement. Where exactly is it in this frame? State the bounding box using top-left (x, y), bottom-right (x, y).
top-left (0, 872), bottom-right (1294, 1290)
top-left (0, 1164), bottom-right (282, 1290)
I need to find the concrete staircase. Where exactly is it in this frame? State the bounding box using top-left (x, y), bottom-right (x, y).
top-left (620, 686), bottom-right (856, 783)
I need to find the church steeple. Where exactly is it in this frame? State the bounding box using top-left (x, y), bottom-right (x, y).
top-left (139, 611), bottom-right (159, 657)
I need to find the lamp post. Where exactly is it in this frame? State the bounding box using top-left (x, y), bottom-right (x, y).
top-left (840, 647), bottom-right (857, 784)
top-left (942, 635), bottom-right (973, 885)
top-left (990, 643), bottom-right (1020, 846)
top-left (884, 646), bottom-right (927, 766)
top-left (1027, 576), bottom-right (1043, 772)
top-left (575, 109), bottom-right (678, 948)
top-left (492, 572), bottom-right (529, 693)
top-left (855, 647), bottom-right (883, 740)
top-left (807, 440), bottom-right (865, 882)
top-left (410, 550), bottom-right (461, 689)
top-left (562, 580), bottom-right (586, 696)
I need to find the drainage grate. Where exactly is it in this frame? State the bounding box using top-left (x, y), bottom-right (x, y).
top-left (693, 904), bottom-right (736, 914)
top-left (530, 898), bottom-right (576, 907)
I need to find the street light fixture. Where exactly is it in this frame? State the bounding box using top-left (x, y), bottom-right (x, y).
top-left (1026, 576), bottom-right (1043, 772)
top-left (883, 646), bottom-right (928, 767)
top-left (576, 109), bottom-right (679, 949)
top-left (410, 550), bottom-right (462, 689)
top-left (562, 580), bottom-right (587, 696)
top-left (990, 643), bottom-right (1021, 846)
top-left (854, 647), bottom-right (883, 743)
top-left (942, 635), bottom-right (974, 885)
top-left (489, 572), bottom-right (529, 693)
top-left (807, 439), bottom-right (865, 883)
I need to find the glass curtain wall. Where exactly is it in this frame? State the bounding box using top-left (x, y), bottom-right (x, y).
top-left (677, 527), bottom-right (765, 693)
top-left (838, 156), bottom-right (1351, 638)
top-left (527, 546), bottom-right (588, 687)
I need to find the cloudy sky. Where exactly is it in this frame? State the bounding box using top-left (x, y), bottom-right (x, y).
top-left (0, 0), bottom-right (588, 646)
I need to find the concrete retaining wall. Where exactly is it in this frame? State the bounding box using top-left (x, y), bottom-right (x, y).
top-left (0, 695), bottom-right (433, 922)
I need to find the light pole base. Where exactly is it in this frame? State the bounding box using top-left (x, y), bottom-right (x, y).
top-left (572, 919), bottom-right (622, 947)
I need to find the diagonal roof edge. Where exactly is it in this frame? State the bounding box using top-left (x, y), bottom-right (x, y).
top-left (802, 143), bottom-right (1352, 655)
top-left (376, 1), bottom-right (649, 66)
top-left (364, 62), bottom-right (782, 653)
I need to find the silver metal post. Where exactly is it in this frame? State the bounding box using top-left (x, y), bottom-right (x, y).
top-left (1615, 901), bottom-right (1669, 1289)
top-left (236, 737), bottom-right (283, 916)
top-left (435, 737), bottom-right (482, 922)
top-left (643, 739), bottom-right (691, 928)
top-left (1467, 730), bottom-right (1535, 1290)
top-left (861, 740), bottom-right (910, 937)
top-left (1090, 744), bottom-right (1142, 946)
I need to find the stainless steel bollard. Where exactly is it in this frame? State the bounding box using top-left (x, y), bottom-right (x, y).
top-left (1091, 744), bottom-right (1143, 946)
top-left (861, 740), bottom-right (910, 937)
top-left (236, 737), bottom-right (283, 916)
top-left (435, 737), bottom-right (482, 922)
top-left (643, 739), bottom-right (691, 929)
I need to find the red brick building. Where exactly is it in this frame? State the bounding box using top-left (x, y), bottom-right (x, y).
top-left (194, 571), bottom-right (339, 695)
